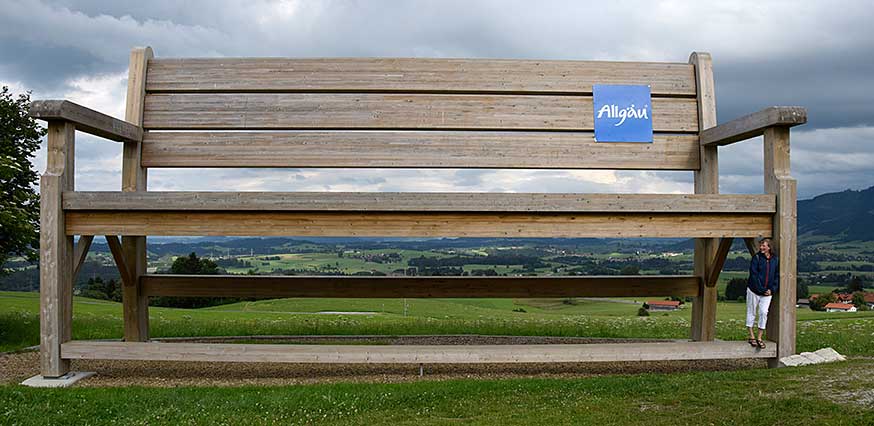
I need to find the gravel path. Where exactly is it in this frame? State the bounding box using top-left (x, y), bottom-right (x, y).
top-left (1, 336), bottom-right (767, 387)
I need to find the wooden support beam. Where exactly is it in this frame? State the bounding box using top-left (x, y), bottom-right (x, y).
top-left (39, 121), bottom-right (75, 378)
top-left (121, 46), bottom-right (152, 343)
top-left (29, 100), bottom-right (142, 143)
top-left (65, 211), bottom-right (773, 239)
top-left (63, 192), bottom-right (776, 213)
top-left (705, 238), bottom-right (734, 287)
top-left (744, 238), bottom-right (758, 257)
top-left (105, 235), bottom-right (134, 287)
top-left (72, 235), bottom-right (94, 281)
top-left (61, 340), bottom-right (776, 364)
top-left (141, 274), bottom-right (702, 298)
top-left (689, 52), bottom-right (719, 342)
top-left (763, 126), bottom-right (798, 367)
top-left (700, 106), bottom-right (807, 146)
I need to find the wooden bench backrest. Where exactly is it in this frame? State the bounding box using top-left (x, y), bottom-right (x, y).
top-left (139, 57), bottom-right (703, 170)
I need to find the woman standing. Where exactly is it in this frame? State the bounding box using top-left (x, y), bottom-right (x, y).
top-left (747, 238), bottom-right (779, 349)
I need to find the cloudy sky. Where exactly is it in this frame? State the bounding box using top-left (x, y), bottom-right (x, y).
top-left (1, 0), bottom-right (872, 199)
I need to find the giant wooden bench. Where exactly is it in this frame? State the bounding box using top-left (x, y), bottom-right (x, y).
top-left (31, 47), bottom-right (806, 378)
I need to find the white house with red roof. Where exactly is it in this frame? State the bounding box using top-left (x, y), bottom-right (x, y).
top-left (824, 302), bottom-right (857, 313)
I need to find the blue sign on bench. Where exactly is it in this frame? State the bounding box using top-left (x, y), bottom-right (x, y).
top-left (593, 84), bottom-right (653, 143)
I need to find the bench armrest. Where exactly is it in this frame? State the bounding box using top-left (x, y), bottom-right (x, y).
top-left (30, 100), bottom-right (142, 143)
top-left (700, 106), bottom-right (806, 147)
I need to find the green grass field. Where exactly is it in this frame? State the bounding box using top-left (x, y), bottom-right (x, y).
top-left (2, 290), bottom-right (873, 424)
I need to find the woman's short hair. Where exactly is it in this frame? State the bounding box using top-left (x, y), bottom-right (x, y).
top-left (758, 237), bottom-right (775, 255)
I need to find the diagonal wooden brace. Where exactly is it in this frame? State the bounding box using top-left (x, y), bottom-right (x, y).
top-left (743, 237), bottom-right (758, 257)
top-left (72, 235), bottom-right (94, 282)
top-left (105, 235), bottom-right (135, 287)
top-left (705, 237), bottom-right (734, 287)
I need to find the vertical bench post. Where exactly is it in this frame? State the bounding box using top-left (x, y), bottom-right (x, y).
top-left (39, 121), bottom-right (75, 377)
top-left (689, 52), bottom-right (719, 341)
top-left (121, 47), bottom-right (152, 341)
top-left (764, 127), bottom-right (797, 366)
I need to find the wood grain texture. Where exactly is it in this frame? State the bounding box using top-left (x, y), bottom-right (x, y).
top-left (689, 52), bottom-right (719, 342)
top-left (146, 57), bottom-right (697, 96)
top-left (65, 211), bottom-right (773, 238)
top-left (29, 100), bottom-right (142, 143)
top-left (142, 93), bottom-right (698, 132)
top-left (63, 192), bottom-right (776, 213)
top-left (701, 106), bottom-right (807, 146)
top-left (39, 122), bottom-right (75, 377)
top-left (122, 46), bottom-right (152, 343)
top-left (764, 126), bottom-right (797, 364)
top-left (61, 340), bottom-right (776, 363)
top-left (141, 131), bottom-right (701, 170)
top-left (141, 275), bottom-right (701, 298)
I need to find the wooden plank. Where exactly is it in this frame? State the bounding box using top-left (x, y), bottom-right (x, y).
top-left (689, 52), bottom-right (719, 342)
top-left (142, 131), bottom-right (701, 170)
top-left (72, 235), bottom-right (93, 281)
top-left (705, 238), bottom-right (734, 288)
top-left (141, 275), bottom-right (701, 298)
top-left (65, 211), bottom-right (773, 238)
top-left (146, 57), bottom-right (697, 96)
top-left (39, 121), bottom-right (75, 378)
top-left (764, 126), bottom-right (797, 366)
top-left (744, 237), bottom-right (758, 257)
top-left (701, 106), bottom-right (807, 146)
top-left (61, 340), bottom-right (776, 363)
top-left (142, 93), bottom-right (699, 132)
top-left (63, 192), bottom-right (776, 214)
top-left (122, 47), bottom-right (152, 343)
top-left (29, 100), bottom-right (142, 143)
top-left (105, 235), bottom-right (134, 287)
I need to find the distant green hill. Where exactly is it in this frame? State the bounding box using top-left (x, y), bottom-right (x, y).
top-left (798, 186), bottom-right (874, 242)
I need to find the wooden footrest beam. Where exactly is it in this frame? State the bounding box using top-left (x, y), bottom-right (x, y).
top-left (141, 274), bottom-right (702, 298)
top-left (61, 340), bottom-right (777, 364)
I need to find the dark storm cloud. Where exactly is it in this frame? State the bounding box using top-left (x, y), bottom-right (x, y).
top-left (0, 38), bottom-right (109, 92)
top-left (716, 51), bottom-right (874, 129)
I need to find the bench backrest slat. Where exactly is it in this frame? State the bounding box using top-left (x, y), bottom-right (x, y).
top-left (146, 58), bottom-right (697, 95)
top-left (140, 57), bottom-right (703, 170)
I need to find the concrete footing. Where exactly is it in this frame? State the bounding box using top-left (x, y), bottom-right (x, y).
top-left (21, 372), bottom-right (96, 388)
top-left (779, 347), bottom-right (845, 367)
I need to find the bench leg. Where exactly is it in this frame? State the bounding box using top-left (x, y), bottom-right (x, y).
top-left (122, 236), bottom-right (149, 341)
top-left (691, 238), bottom-right (717, 341)
top-left (39, 122), bottom-right (75, 377)
top-left (764, 127), bottom-right (797, 367)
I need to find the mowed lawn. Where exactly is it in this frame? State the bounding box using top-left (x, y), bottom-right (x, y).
top-left (1, 359), bottom-right (873, 425)
top-left (2, 290), bottom-right (874, 425)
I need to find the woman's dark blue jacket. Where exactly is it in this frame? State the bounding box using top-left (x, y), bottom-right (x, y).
top-left (748, 252), bottom-right (779, 296)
